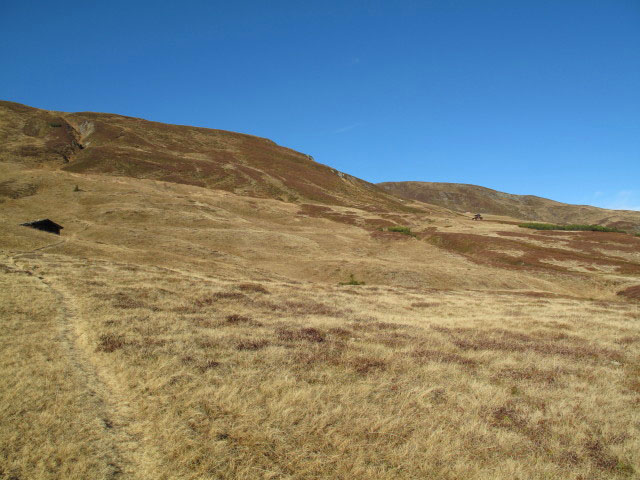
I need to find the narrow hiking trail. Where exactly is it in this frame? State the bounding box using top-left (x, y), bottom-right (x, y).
top-left (2, 247), bottom-right (161, 479)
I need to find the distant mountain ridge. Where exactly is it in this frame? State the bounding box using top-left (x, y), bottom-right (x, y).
top-left (378, 181), bottom-right (640, 232)
top-left (0, 100), bottom-right (410, 211)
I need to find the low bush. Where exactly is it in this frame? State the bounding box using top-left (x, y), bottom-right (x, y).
top-left (387, 225), bottom-right (415, 236)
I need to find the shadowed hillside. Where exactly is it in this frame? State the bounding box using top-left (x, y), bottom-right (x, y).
top-left (379, 181), bottom-right (640, 233)
top-left (0, 100), bottom-right (412, 211)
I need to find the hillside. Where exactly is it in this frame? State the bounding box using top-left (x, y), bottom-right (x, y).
top-left (379, 181), bottom-right (640, 232)
top-left (1, 102), bottom-right (639, 479)
top-left (0, 100), bottom-right (412, 211)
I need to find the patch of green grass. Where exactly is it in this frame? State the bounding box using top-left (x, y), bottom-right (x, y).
top-left (518, 223), bottom-right (625, 233)
top-left (339, 273), bottom-right (365, 286)
top-left (387, 226), bottom-right (415, 236)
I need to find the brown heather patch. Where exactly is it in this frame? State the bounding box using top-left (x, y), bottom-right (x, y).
top-left (624, 364), bottom-right (640, 393)
top-left (584, 438), bottom-right (622, 471)
top-left (235, 339), bottom-right (270, 351)
top-left (95, 291), bottom-right (148, 309)
top-left (192, 317), bottom-right (217, 328)
top-left (96, 333), bottom-right (126, 352)
top-left (327, 327), bottom-right (352, 338)
top-left (617, 285), bottom-right (640, 300)
top-left (351, 357), bottom-right (387, 375)
top-left (540, 230), bottom-right (640, 255)
top-left (489, 405), bottom-right (529, 430)
top-left (616, 335), bottom-right (640, 345)
top-left (428, 232), bottom-right (640, 274)
top-left (373, 331), bottom-right (413, 347)
top-left (277, 327), bottom-right (326, 343)
top-left (236, 283), bottom-right (270, 294)
top-left (369, 229), bottom-right (415, 241)
top-left (291, 341), bottom-right (348, 369)
top-left (350, 321), bottom-right (408, 331)
top-left (194, 291), bottom-right (247, 307)
top-left (363, 218), bottom-right (397, 229)
top-left (0, 179), bottom-right (39, 200)
top-left (411, 301), bottom-right (441, 308)
top-left (225, 314), bottom-right (262, 326)
top-left (435, 326), bottom-right (625, 361)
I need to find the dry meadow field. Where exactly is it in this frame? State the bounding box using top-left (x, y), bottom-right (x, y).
top-left (1, 160), bottom-right (639, 480)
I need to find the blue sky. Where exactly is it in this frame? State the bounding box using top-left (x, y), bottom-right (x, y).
top-left (1, 1), bottom-right (639, 210)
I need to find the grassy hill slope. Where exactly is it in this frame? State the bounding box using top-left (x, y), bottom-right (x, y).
top-left (1, 103), bottom-right (639, 479)
top-left (379, 181), bottom-right (640, 232)
top-left (0, 100), bottom-right (411, 210)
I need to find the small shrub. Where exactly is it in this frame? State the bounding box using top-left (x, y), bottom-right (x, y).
top-left (339, 273), bottom-right (365, 286)
top-left (49, 122), bottom-right (63, 128)
top-left (387, 225), bottom-right (415, 236)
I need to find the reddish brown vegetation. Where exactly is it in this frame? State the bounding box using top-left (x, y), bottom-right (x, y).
top-left (236, 283), bottom-right (270, 294)
top-left (277, 327), bottom-right (326, 343)
top-left (617, 285), bottom-right (640, 300)
top-left (97, 334), bottom-right (126, 352)
top-left (428, 232), bottom-right (640, 274)
top-left (235, 339), bottom-right (270, 351)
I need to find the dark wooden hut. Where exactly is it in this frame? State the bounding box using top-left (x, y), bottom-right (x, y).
top-left (20, 219), bottom-right (63, 235)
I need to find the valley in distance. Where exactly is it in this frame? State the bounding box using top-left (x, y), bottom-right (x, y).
top-left (1, 100), bottom-right (639, 479)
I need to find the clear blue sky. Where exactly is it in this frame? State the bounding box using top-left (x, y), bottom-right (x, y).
top-left (2, 1), bottom-right (639, 209)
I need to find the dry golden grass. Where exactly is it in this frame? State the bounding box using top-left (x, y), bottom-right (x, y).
top-left (1, 162), bottom-right (639, 479)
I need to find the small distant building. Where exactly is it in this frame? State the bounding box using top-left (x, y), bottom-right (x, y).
top-left (20, 219), bottom-right (63, 235)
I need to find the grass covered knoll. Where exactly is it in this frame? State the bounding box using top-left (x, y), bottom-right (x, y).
top-left (519, 222), bottom-right (626, 233)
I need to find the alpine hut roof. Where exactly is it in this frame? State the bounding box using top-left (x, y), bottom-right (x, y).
top-left (20, 219), bottom-right (64, 235)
